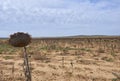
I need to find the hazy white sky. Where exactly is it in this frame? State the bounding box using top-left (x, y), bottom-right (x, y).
top-left (0, 0), bottom-right (120, 37)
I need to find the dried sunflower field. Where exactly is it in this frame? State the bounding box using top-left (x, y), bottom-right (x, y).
top-left (0, 36), bottom-right (120, 81)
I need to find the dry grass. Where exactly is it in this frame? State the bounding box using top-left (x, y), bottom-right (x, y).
top-left (0, 36), bottom-right (120, 81)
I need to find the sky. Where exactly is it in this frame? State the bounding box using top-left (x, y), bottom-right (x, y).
top-left (0, 0), bottom-right (120, 37)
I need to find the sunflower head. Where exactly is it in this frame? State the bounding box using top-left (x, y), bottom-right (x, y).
top-left (9, 32), bottom-right (31, 47)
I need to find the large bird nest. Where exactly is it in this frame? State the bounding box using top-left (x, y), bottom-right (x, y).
top-left (9, 32), bottom-right (31, 47)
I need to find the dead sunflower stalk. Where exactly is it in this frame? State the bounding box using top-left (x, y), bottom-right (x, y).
top-left (9, 32), bottom-right (32, 81)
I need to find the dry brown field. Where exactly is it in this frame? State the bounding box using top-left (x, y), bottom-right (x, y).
top-left (0, 36), bottom-right (120, 81)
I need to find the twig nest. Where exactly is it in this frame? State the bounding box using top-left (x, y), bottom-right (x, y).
top-left (9, 32), bottom-right (31, 47)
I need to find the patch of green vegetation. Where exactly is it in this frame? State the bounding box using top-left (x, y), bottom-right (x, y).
top-left (0, 49), bottom-right (4, 54)
top-left (8, 49), bottom-right (17, 54)
top-left (112, 78), bottom-right (118, 81)
top-left (40, 45), bottom-right (63, 51)
top-left (106, 58), bottom-right (114, 62)
top-left (111, 52), bottom-right (116, 57)
top-left (3, 56), bottom-right (14, 60)
top-left (80, 48), bottom-right (91, 52)
top-left (40, 45), bottom-right (72, 51)
top-left (102, 57), bottom-right (114, 62)
top-left (0, 44), bottom-right (11, 53)
top-left (0, 43), bottom-right (20, 54)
